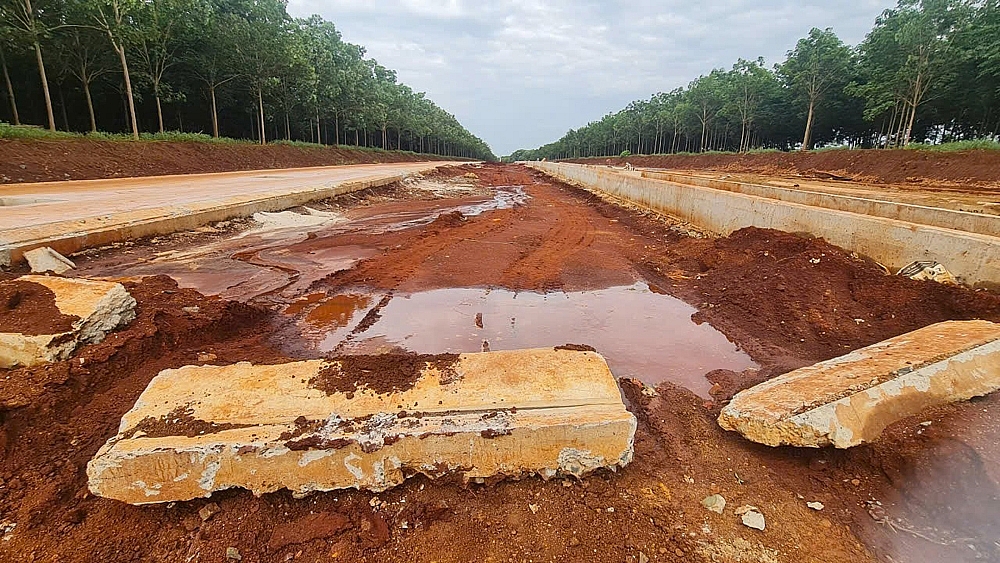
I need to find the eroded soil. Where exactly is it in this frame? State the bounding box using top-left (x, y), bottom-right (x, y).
top-left (0, 139), bottom-right (460, 184)
top-left (1, 163), bottom-right (999, 563)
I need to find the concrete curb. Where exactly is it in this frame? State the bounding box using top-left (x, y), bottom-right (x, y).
top-left (0, 163), bottom-right (450, 267)
top-left (527, 162), bottom-right (1000, 288)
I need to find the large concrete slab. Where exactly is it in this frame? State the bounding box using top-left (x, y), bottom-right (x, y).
top-left (718, 320), bottom-right (1000, 448)
top-left (527, 162), bottom-right (1000, 288)
top-left (87, 348), bottom-right (637, 504)
top-left (0, 275), bottom-right (136, 368)
top-left (0, 162), bottom-right (461, 267)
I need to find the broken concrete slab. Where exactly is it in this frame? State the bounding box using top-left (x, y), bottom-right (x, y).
top-left (24, 246), bottom-right (75, 274)
top-left (718, 320), bottom-right (1000, 448)
top-left (87, 348), bottom-right (637, 504)
top-left (0, 276), bottom-right (136, 368)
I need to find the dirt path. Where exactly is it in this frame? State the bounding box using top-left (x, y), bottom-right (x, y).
top-left (2, 164), bottom-right (999, 562)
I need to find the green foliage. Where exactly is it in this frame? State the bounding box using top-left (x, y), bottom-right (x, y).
top-left (905, 139), bottom-right (1000, 151)
top-left (619, 150), bottom-right (631, 157)
top-left (509, 0), bottom-right (1000, 161)
top-left (0, 0), bottom-right (495, 160)
top-left (0, 123), bottom-right (80, 139)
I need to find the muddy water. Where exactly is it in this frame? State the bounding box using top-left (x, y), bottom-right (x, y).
top-left (860, 397), bottom-right (1000, 563)
top-left (289, 283), bottom-right (755, 397)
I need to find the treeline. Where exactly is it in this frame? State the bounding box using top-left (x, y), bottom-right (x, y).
top-left (509, 0), bottom-right (1000, 161)
top-left (0, 0), bottom-right (495, 160)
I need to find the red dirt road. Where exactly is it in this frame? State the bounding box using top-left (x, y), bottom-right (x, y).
top-left (2, 164), bottom-right (999, 562)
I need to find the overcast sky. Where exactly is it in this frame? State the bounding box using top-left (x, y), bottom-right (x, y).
top-left (285, 0), bottom-right (896, 156)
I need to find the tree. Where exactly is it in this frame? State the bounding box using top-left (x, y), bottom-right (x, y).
top-left (230, 0), bottom-right (291, 144)
top-left (54, 18), bottom-right (113, 132)
top-left (90, 0), bottom-right (142, 139)
top-left (1, 0), bottom-right (58, 130)
top-left (135, 0), bottom-right (191, 133)
top-left (779, 28), bottom-right (854, 150)
top-left (0, 36), bottom-right (19, 125)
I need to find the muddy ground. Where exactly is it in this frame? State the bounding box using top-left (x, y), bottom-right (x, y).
top-left (570, 149), bottom-right (1000, 189)
top-left (2, 164), bottom-right (1000, 562)
top-left (0, 139), bottom-right (461, 184)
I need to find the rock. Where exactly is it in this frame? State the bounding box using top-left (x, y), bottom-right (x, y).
top-left (528, 504), bottom-right (539, 514)
top-left (181, 306), bottom-right (200, 314)
top-left (568, 536), bottom-right (580, 547)
top-left (719, 321), bottom-right (1000, 448)
top-left (638, 552), bottom-right (649, 563)
top-left (701, 494), bottom-right (726, 514)
top-left (226, 547), bottom-right (242, 561)
top-left (87, 348), bottom-right (637, 504)
top-left (198, 502), bottom-right (220, 521)
top-left (24, 247), bottom-right (75, 274)
top-left (807, 501), bottom-right (824, 511)
top-left (0, 276), bottom-right (136, 369)
top-left (741, 510), bottom-right (765, 531)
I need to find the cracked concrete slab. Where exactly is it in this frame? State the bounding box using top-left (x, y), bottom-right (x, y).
top-left (718, 320), bottom-right (1000, 448)
top-left (87, 348), bottom-right (637, 504)
top-left (0, 276), bottom-right (136, 368)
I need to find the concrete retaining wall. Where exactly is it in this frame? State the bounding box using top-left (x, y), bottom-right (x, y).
top-left (528, 162), bottom-right (1000, 289)
top-left (0, 170), bottom-right (427, 267)
top-left (641, 170), bottom-right (1000, 238)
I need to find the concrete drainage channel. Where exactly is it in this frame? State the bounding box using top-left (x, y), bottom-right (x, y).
top-left (527, 161), bottom-right (1000, 288)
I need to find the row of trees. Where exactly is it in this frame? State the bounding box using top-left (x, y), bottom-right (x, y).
top-left (509, 0), bottom-right (1000, 160)
top-left (0, 0), bottom-right (495, 160)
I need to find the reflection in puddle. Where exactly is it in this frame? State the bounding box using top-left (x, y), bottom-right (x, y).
top-left (861, 398), bottom-right (1000, 563)
top-left (289, 283), bottom-right (755, 397)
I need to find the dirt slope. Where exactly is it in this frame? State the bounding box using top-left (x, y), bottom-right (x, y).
top-left (568, 149), bottom-right (1000, 188)
top-left (0, 139), bottom-right (463, 184)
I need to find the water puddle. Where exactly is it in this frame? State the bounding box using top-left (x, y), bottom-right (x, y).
top-left (288, 283), bottom-right (755, 397)
top-left (859, 397), bottom-right (1000, 563)
top-left (78, 185), bottom-right (528, 302)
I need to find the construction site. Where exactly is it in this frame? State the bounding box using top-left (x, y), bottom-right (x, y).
top-left (0, 140), bottom-right (997, 563)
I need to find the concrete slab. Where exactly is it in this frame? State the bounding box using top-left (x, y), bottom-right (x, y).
top-left (0, 162), bottom-right (461, 267)
top-left (87, 348), bottom-right (637, 504)
top-left (718, 320), bottom-right (1000, 448)
top-left (0, 276), bottom-right (136, 368)
top-left (24, 246), bottom-right (76, 274)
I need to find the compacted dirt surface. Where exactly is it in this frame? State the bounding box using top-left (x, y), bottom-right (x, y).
top-left (572, 149), bottom-right (1000, 189)
top-left (2, 163), bottom-right (1000, 563)
top-left (0, 139), bottom-right (460, 184)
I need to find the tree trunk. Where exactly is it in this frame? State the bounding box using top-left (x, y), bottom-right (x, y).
top-left (83, 79), bottom-right (96, 132)
top-left (33, 41), bottom-right (56, 131)
top-left (155, 91), bottom-right (164, 133)
top-left (257, 87), bottom-right (266, 144)
top-left (114, 43), bottom-right (140, 139)
top-left (801, 98), bottom-right (815, 150)
top-left (209, 85), bottom-right (219, 138)
top-left (57, 85), bottom-right (69, 131)
top-left (0, 48), bottom-right (19, 126)
top-left (315, 110), bottom-right (321, 145)
top-left (284, 111), bottom-right (290, 141)
top-left (903, 72), bottom-right (923, 147)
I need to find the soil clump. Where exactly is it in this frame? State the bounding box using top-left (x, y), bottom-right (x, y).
top-left (0, 280), bottom-right (80, 335)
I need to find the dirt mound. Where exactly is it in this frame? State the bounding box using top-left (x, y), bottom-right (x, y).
top-left (570, 149), bottom-right (1000, 188)
top-left (0, 280), bottom-right (80, 335)
top-left (0, 139), bottom-right (462, 184)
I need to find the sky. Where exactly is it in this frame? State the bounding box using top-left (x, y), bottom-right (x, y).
top-left (285, 0), bottom-right (897, 156)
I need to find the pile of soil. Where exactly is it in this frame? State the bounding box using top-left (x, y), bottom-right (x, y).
top-left (0, 139), bottom-right (463, 184)
top-left (0, 280), bottom-right (79, 335)
top-left (570, 149), bottom-right (1000, 188)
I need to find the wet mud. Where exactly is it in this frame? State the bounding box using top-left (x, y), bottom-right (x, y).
top-left (2, 163), bottom-right (1000, 562)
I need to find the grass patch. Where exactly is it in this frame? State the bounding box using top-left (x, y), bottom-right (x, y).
top-left (0, 123), bottom-right (82, 140)
top-left (905, 139), bottom-right (1000, 152)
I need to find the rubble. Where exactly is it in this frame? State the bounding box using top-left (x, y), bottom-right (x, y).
top-left (87, 348), bottom-right (637, 504)
top-left (718, 320), bottom-right (1000, 448)
top-left (24, 247), bottom-right (76, 274)
top-left (0, 276), bottom-right (136, 368)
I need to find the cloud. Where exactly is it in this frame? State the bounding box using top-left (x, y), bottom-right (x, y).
top-left (286, 0), bottom-right (896, 155)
